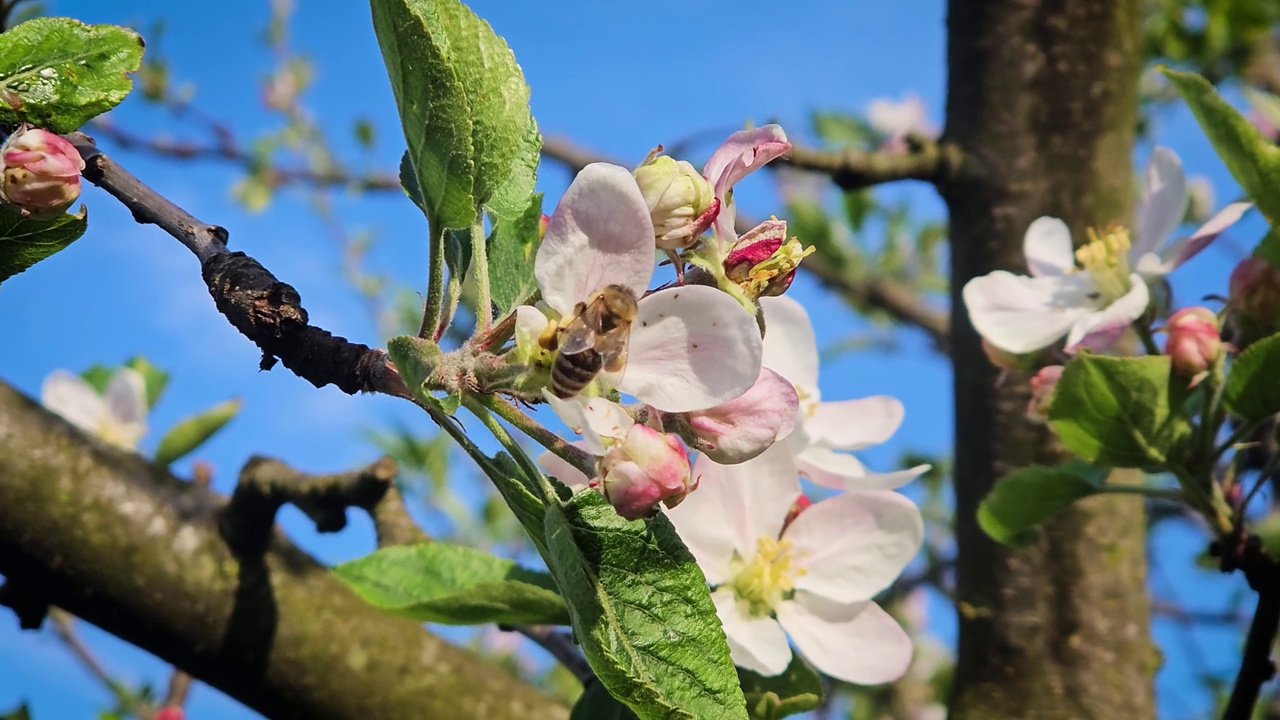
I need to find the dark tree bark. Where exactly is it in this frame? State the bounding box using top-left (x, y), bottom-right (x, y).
top-left (944, 1), bottom-right (1156, 718)
top-left (0, 381), bottom-right (566, 720)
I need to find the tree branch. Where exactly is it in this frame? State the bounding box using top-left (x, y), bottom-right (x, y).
top-left (780, 133), bottom-right (965, 191)
top-left (1216, 535), bottom-right (1280, 720)
top-left (66, 132), bottom-right (411, 399)
top-left (0, 380), bottom-right (566, 720)
top-left (539, 136), bottom-right (951, 352)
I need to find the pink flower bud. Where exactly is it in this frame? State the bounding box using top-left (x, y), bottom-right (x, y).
top-left (600, 424), bottom-right (693, 520)
top-left (676, 368), bottom-right (798, 464)
top-left (0, 126), bottom-right (84, 219)
top-left (1026, 365), bottom-right (1063, 422)
top-left (154, 707), bottom-right (185, 720)
top-left (1165, 306), bottom-right (1222, 377)
top-left (633, 151), bottom-right (717, 251)
top-left (1230, 258), bottom-right (1280, 324)
top-left (723, 219), bottom-right (813, 299)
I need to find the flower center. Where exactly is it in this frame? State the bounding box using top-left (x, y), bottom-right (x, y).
top-left (794, 384), bottom-right (820, 419)
top-left (1074, 225), bottom-right (1133, 302)
top-left (94, 417), bottom-right (136, 450)
top-left (728, 536), bottom-right (805, 617)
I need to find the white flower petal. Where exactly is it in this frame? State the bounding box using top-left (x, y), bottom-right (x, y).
top-left (104, 368), bottom-right (148, 427)
top-left (1147, 201), bottom-right (1252, 275)
top-left (847, 465), bottom-right (931, 491)
top-left (534, 163), bottom-right (656, 316)
top-left (514, 305), bottom-right (551, 358)
top-left (685, 367), bottom-right (798, 464)
top-left (618, 285), bottom-right (762, 412)
top-left (805, 396), bottom-right (903, 451)
top-left (1023, 217), bottom-right (1076, 277)
top-left (40, 370), bottom-right (108, 435)
top-left (541, 392), bottom-right (633, 455)
top-left (713, 589), bottom-right (793, 676)
top-left (777, 593), bottom-right (913, 685)
top-left (787, 490), bottom-right (923, 602)
top-left (666, 447), bottom-right (802, 578)
top-left (962, 271), bottom-right (1093, 354)
top-left (536, 448), bottom-right (593, 492)
top-left (1134, 147), bottom-right (1188, 260)
top-left (1063, 277), bottom-right (1150, 352)
top-left (796, 447), bottom-right (928, 491)
top-left (759, 296), bottom-right (818, 391)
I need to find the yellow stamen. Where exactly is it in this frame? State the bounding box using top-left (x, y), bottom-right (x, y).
top-left (1074, 224), bottom-right (1134, 302)
top-left (728, 536), bottom-right (806, 617)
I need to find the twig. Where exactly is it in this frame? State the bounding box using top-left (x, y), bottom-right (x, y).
top-left (510, 624), bottom-right (593, 684)
top-left (51, 609), bottom-right (156, 720)
top-left (780, 133), bottom-right (965, 191)
top-left (1216, 535), bottom-right (1280, 719)
top-left (66, 132), bottom-right (411, 398)
top-left (539, 135), bottom-right (951, 352)
top-left (220, 455), bottom-right (426, 556)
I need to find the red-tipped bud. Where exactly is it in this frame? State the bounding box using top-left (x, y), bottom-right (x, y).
top-left (0, 126), bottom-right (84, 219)
top-left (723, 219), bottom-right (812, 299)
top-left (600, 424), bottom-right (693, 520)
top-left (1026, 365), bottom-right (1064, 422)
top-left (1165, 307), bottom-right (1222, 378)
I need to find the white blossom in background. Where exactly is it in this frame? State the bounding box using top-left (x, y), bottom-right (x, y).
top-left (963, 147), bottom-right (1250, 354)
top-left (522, 162), bottom-right (763, 413)
top-left (760, 295), bottom-right (929, 490)
top-left (41, 367), bottom-right (148, 450)
top-left (866, 94), bottom-right (937, 150)
top-left (665, 449), bottom-right (923, 684)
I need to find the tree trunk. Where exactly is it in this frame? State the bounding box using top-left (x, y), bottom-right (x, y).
top-left (0, 380), bottom-right (567, 720)
top-left (943, 1), bottom-right (1156, 718)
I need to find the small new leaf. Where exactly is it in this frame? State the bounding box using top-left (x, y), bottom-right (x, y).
top-left (738, 655), bottom-right (824, 720)
top-left (1162, 68), bottom-right (1280, 223)
top-left (543, 490), bottom-right (748, 720)
top-left (0, 203), bottom-right (86, 286)
top-left (0, 18), bottom-right (144, 132)
top-left (1048, 354), bottom-right (1190, 468)
top-left (978, 465), bottom-right (1105, 546)
top-left (333, 542), bottom-right (570, 625)
top-left (153, 398), bottom-right (241, 466)
top-left (1224, 333), bottom-right (1280, 423)
top-left (487, 193), bottom-right (543, 315)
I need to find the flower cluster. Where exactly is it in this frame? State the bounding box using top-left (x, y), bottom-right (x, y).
top-left (961, 146), bottom-right (1253, 416)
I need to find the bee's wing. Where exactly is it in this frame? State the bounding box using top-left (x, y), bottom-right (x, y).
top-left (558, 322), bottom-right (599, 356)
top-left (599, 335), bottom-right (629, 373)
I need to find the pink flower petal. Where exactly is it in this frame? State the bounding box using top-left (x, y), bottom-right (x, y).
top-left (684, 367), bottom-right (798, 464)
top-left (786, 490), bottom-right (923, 603)
top-left (713, 589), bottom-right (793, 676)
top-left (617, 285), bottom-right (762, 412)
top-left (702, 125), bottom-right (791, 198)
top-left (1150, 201), bottom-right (1252, 274)
top-left (534, 163), bottom-right (656, 317)
top-left (777, 593), bottom-right (913, 685)
top-left (760, 295), bottom-right (819, 391)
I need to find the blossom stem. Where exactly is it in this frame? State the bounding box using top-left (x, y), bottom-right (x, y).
top-left (473, 394), bottom-right (597, 480)
top-left (418, 222), bottom-right (448, 340)
top-left (472, 216), bottom-right (493, 334)
top-left (1214, 416), bottom-right (1273, 465)
top-left (1136, 322), bottom-right (1161, 356)
top-left (461, 395), bottom-right (545, 489)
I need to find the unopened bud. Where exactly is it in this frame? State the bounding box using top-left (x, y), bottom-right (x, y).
top-left (600, 424), bottom-right (693, 520)
top-left (538, 213), bottom-right (550, 240)
top-left (675, 368), bottom-right (797, 464)
top-left (633, 151), bottom-right (717, 251)
top-left (0, 126), bottom-right (84, 219)
top-left (723, 219), bottom-right (813, 299)
top-left (1166, 307), bottom-right (1222, 378)
top-left (154, 707), bottom-right (185, 720)
top-left (1026, 365), bottom-right (1064, 422)
top-left (1228, 257), bottom-right (1280, 349)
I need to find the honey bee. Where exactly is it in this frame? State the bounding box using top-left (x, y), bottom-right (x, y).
top-left (547, 284), bottom-right (639, 398)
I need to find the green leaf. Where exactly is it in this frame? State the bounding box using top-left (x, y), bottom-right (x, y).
top-left (0, 204), bottom-right (86, 286)
top-left (487, 192), bottom-right (542, 315)
top-left (978, 465), bottom-right (1105, 546)
top-left (1162, 67), bottom-right (1280, 222)
top-left (485, 113), bottom-right (541, 221)
top-left (571, 682), bottom-right (640, 720)
top-left (152, 398), bottom-right (241, 466)
top-left (79, 364), bottom-right (113, 394)
top-left (1224, 333), bottom-right (1280, 423)
top-left (0, 18), bottom-right (144, 132)
top-left (1048, 354), bottom-right (1191, 468)
top-left (544, 490), bottom-right (747, 720)
top-left (738, 655), bottom-right (824, 720)
top-left (1, 703), bottom-right (30, 720)
top-left (124, 355), bottom-right (169, 409)
top-left (371, 0), bottom-right (537, 229)
top-left (334, 542), bottom-right (570, 625)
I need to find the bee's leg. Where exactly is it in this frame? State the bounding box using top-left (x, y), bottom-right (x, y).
top-left (664, 249), bottom-right (685, 284)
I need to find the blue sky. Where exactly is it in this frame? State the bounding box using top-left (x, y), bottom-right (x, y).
top-left (0, 1), bottom-right (1268, 718)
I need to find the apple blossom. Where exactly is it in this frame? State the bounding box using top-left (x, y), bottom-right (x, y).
top-left (529, 162), bottom-right (762, 413)
top-left (866, 93), bottom-right (937, 151)
top-left (701, 125), bottom-right (792, 246)
top-left (664, 448), bottom-right (923, 684)
top-left (1026, 365), bottom-right (1064, 422)
top-left (963, 148), bottom-right (1249, 355)
top-left (41, 367), bottom-right (148, 450)
top-left (667, 367), bottom-right (799, 464)
top-left (538, 394), bottom-right (693, 520)
top-left (721, 218), bottom-right (812, 300)
top-left (1165, 307), bottom-right (1222, 379)
top-left (761, 295), bottom-right (930, 490)
top-left (0, 126), bottom-right (85, 219)
top-left (633, 150), bottom-right (718, 251)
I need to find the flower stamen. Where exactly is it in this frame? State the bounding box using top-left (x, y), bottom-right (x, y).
top-left (728, 536), bottom-right (806, 617)
top-left (1074, 225), bottom-right (1133, 302)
